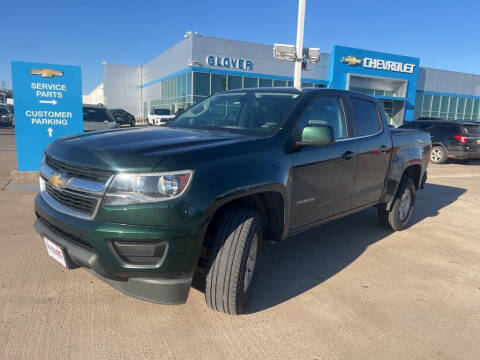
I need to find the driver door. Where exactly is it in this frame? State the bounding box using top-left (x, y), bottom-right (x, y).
top-left (290, 95), bottom-right (357, 230)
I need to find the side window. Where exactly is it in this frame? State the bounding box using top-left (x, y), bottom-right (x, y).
top-left (416, 122), bottom-right (431, 131)
top-left (299, 96), bottom-right (347, 140)
top-left (436, 125), bottom-right (456, 134)
top-left (351, 98), bottom-right (382, 137)
top-left (83, 108), bottom-right (110, 122)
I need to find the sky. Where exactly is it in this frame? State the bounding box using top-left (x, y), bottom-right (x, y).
top-left (2, 0), bottom-right (480, 94)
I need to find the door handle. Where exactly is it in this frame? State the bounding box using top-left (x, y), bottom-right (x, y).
top-left (379, 145), bottom-right (388, 153)
top-left (343, 151), bottom-right (355, 160)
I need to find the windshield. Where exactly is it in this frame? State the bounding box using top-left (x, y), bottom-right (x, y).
top-left (170, 91), bottom-right (300, 135)
top-left (461, 124), bottom-right (480, 135)
top-left (153, 109), bottom-right (171, 115)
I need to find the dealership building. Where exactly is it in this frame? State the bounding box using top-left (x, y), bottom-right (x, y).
top-left (92, 33), bottom-right (480, 127)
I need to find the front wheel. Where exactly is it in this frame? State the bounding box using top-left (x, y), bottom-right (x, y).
top-left (378, 178), bottom-right (416, 231)
top-left (205, 207), bottom-right (261, 315)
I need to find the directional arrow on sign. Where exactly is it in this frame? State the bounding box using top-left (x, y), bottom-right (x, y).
top-left (47, 128), bottom-right (53, 138)
top-left (39, 99), bottom-right (57, 105)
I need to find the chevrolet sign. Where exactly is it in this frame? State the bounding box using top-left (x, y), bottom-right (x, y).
top-left (342, 55), bottom-right (415, 74)
top-left (363, 58), bottom-right (415, 74)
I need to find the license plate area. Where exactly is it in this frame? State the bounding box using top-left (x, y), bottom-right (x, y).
top-left (44, 237), bottom-right (68, 268)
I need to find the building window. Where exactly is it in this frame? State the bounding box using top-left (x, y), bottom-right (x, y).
top-left (259, 78), bottom-right (273, 87)
top-left (228, 76), bottom-right (243, 90)
top-left (211, 74), bottom-right (227, 94)
top-left (273, 80), bottom-right (287, 87)
top-left (143, 71), bottom-right (195, 116)
top-left (144, 70), bottom-right (333, 119)
top-left (244, 77), bottom-right (258, 88)
top-left (194, 72), bottom-right (210, 97)
top-left (186, 72), bottom-right (192, 103)
top-left (414, 93), bottom-right (480, 121)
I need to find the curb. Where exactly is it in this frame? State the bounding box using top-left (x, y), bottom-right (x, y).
top-left (10, 170), bottom-right (40, 180)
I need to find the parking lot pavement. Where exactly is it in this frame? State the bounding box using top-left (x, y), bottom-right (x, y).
top-left (0, 134), bottom-right (479, 360)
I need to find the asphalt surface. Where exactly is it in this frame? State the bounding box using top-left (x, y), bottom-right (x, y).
top-left (0, 127), bottom-right (479, 359)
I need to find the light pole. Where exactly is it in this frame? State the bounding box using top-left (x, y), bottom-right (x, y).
top-left (273, 0), bottom-right (320, 90)
top-left (294, 0), bottom-right (306, 89)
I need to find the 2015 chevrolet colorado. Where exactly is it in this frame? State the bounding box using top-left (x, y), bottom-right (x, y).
top-left (34, 88), bottom-right (431, 314)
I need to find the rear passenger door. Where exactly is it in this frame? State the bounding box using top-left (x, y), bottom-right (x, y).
top-left (350, 97), bottom-right (392, 208)
top-left (432, 124), bottom-right (456, 148)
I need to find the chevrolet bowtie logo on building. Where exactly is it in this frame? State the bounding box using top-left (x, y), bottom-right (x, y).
top-left (49, 173), bottom-right (71, 189)
top-left (342, 56), bottom-right (362, 66)
top-left (30, 68), bottom-right (64, 78)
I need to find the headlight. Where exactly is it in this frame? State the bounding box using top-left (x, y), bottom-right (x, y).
top-left (103, 170), bottom-right (193, 205)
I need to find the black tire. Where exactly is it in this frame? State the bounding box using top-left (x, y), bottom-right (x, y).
top-left (378, 178), bottom-right (416, 231)
top-left (430, 146), bottom-right (447, 164)
top-left (205, 207), bottom-right (261, 315)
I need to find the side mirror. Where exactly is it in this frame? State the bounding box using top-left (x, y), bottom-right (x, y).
top-left (296, 124), bottom-right (335, 147)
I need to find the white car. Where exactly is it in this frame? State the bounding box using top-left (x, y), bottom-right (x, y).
top-left (147, 109), bottom-right (176, 126)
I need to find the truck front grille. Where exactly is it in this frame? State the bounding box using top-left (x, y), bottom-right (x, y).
top-left (45, 181), bottom-right (100, 216)
top-left (46, 155), bottom-right (114, 182)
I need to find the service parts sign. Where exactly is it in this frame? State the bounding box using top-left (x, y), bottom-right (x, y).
top-left (11, 61), bottom-right (83, 171)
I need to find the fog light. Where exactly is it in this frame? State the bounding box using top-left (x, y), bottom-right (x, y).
top-left (112, 240), bottom-right (166, 265)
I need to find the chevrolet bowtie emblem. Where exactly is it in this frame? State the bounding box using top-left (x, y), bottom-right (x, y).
top-left (49, 174), bottom-right (69, 189)
top-left (30, 68), bottom-right (64, 78)
top-left (342, 56), bottom-right (362, 66)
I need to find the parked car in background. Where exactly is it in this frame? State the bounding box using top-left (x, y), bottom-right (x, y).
top-left (83, 105), bottom-right (118, 131)
top-left (0, 105), bottom-right (14, 127)
top-left (401, 118), bottom-right (480, 163)
top-left (147, 108), bottom-right (175, 126)
top-left (110, 109), bottom-right (136, 127)
top-left (35, 88), bottom-right (430, 315)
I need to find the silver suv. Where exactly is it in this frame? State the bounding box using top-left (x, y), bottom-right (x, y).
top-left (83, 105), bottom-right (118, 131)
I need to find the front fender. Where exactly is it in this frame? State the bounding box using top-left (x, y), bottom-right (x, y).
top-left (204, 182), bottom-right (289, 217)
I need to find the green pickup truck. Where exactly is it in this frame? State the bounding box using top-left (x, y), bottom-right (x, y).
top-left (34, 88), bottom-right (431, 314)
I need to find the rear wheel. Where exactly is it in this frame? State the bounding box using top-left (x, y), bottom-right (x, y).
top-left (379, 178), bottom-right (416, 231)
top-left (430, 146), bottom-right (447, 164)
top-left (205, 207), bottom-right (261, 315)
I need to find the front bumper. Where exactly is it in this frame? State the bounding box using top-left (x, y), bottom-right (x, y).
top-left (154, 119), bottom-right (168, 126)
top-left (35, 217), bottom-right (191, 304)
top-left (34, 194), bottom-right (203, 304)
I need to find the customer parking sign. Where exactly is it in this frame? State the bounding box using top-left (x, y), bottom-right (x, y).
top-left (11, 61), bottom-right (83, 171)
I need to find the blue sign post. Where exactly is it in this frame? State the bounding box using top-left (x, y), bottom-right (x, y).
top-left (11, 61), bottom-right (83, 171)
